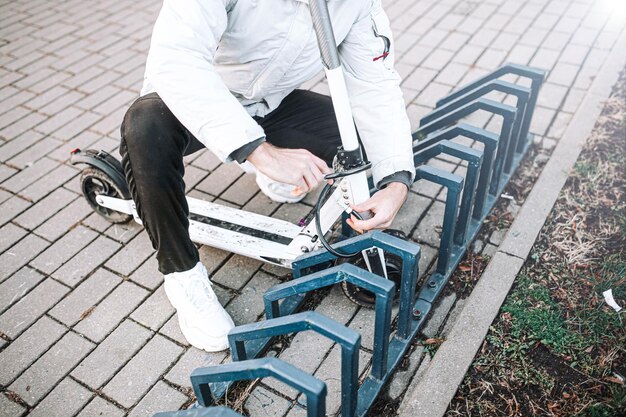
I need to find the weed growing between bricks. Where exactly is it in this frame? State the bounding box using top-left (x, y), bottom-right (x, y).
top-left (446, 68), bottom-right (626, 417)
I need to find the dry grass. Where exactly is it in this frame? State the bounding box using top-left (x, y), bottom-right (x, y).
top-left (446, 68), bottom-right (626, 417)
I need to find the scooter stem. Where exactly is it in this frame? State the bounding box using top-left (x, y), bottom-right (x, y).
top-left (308, 0), bottom-right (361, 155)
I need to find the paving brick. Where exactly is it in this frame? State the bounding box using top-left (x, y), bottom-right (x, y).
top-left (72, 319), bottom-right (152, 389)
top-left (105, 232), bottom-right (155, 276)
top-left (0, 266), bottom-right (45, 313)
top-left (0, 164), bottom-right (17, 183)
top-left (1, 157), bottom-right (58, 194)
top-left (74, 85), bottom-right (120, 111)
top-left (52, 110), bottom-right (103, 141)
top-left (226, 271), bottom-right (281, 325)
top-left (13, 66), bottom-right (55, 89)
top-left (390, 193), bottom-right (430, 236)
top-left (537, 82), bottom-right (569, 110)
top-left (9, 331), bottom-right (94, 406)
top-left (165, 347), bottom-right (227, 388)
top-left (33, 106), bottom-right (83, 136)
top-left (562, 88), bottom-right (586, 114)
top-left (195, 163), bottom-right (243, 197)
top-left (8, 136), bottom-right (63, 170)
top-left (475, 49), bottom-right (508, 70)
top-left (0, 278), bottom-right (68, 339)
top-left (52, 235), bottom-right (122, 288)
top-left (0, 88), bottom-right (35, 116)
top-left (415, 82), bottom-right (452, 108)
top-left (0, 316), bottom-right (66, 386)
top-left (305, 345), bottom-right (371, 416)
top-left (158, 314), bottom-right (188, 346)
top-left (50, 268), bottom-right (122, 326)
top-left (102, 220), bottom-right (142, 244)
top-left (76, 71), bottom-right (123, 95)
top-left (30, 225), bottom-right (98, 274)
top-left (89, 106), bottom-right (126, 135)
top-left (0, 189), bottom-right (11, 205)
top-left (183, 164), bottom-right (209, 193)
top-left (547, 62), bottom-right (580, 87)
top-left (0, 234), bottom-right (49, 283)
top-left (0, 393), bottom-right (26, 417)
top-left (402, 67), bottom-right (438, 91)
top-left (245, 386), bottom-right (292, 417)
top-left (128, 254), bottom-right (163, 290)
top-left (0, 223), bottom-right (27, 254)
top-left (127, 381), bottom-right (188, 417)
top-left (82, 210), bottom-right (113, 232)
top-left (103, 334), bottom-right (183, 408)
top-left (585, 48), bottom-right (611, 71)
top-left (130, 285), bottom-right (175, 330)
top-left (574, 65), bottom-right (600, 90)
top-left (212, 254), bottom-right (263, 290)
top-left (435, 62), bottom-right (469, 87)
top-left (0, 106), bottom-right (30, 132)
top-left (264, 324), bottom-right (335, 398)
top-left (33, 197), bottom-right (92, 241)
top-left (77, 397), bottom-right (124, 417)
top-left (220, 172), bottom-right (258, 206)
top-left (386, 345), bottom-right (426, 400)
top-left (38, 89), bottom-right (85, 115)
top-left (74, 280), bottom-right (148, 342)
top-left (14, 187), bottom-right (76, 230)
top-left (530, 106), bottom-right (557, 137)
top-left (547, 111), bottom-right (573, 139)
top-left (48, 130), bottom-right (104, 163)
top-left (241, 192), bottom-right (281, 216)
top-left (271, 202), bottom-right (311, 225)
top-left (411, 200), bottom-right (445, 247)
top-left (23, 85), bottom-right (70, 113)
top-left (421, 293), bottom-right (457, 338)
top-left (28, 377), bottom-right (92, 417)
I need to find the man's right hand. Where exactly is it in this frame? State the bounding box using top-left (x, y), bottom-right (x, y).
top-left (247, 143), bottom-right (332, 193)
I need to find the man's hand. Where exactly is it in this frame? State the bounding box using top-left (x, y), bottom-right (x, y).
top-left (247, 143), bottom-right (332, 193)
top-left (347, 182), bottom-right (408, 232)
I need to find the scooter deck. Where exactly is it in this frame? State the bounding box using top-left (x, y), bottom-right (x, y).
top-left (186, 197), bottom-right (302, 266)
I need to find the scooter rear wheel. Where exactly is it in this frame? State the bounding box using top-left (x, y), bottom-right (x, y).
top-left (80, 167), bottom-right (132, 224)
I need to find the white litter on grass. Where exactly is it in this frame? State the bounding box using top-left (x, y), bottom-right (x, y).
top-left (603, 289), bottom-right (623, 312)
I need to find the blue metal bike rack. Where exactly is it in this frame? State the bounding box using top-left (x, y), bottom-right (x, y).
top-left (416, 97), bottom-right (517, 196)
top-left (155, 407), bottom-right (244, 417)
top-left (228, 311), bottom-right (360, 417)
top-left (435, 63), bottom-right (546, 155)
top-left (154, 63), bottom-right (546, 417)
top-left (190, 358), bottom-right (327, 417)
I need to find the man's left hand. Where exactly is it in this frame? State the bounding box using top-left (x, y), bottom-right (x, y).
top-left (346, 182), bottom-right (408, 233)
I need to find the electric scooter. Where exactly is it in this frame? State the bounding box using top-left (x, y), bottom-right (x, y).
top-left (71, 3), bottom-right (403, 307)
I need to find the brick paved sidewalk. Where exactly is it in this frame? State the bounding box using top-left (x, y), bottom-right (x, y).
top-left (0, 0), bottom-right (624, 416)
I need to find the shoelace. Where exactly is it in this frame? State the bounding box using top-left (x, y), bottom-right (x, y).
top-left (183, 276), bottom-right (217, 312)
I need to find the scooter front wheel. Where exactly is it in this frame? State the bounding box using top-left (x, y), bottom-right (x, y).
top-left (80, 167), bottom-right (132, 224)
top-left (340, 251), bottom-right (403, 308)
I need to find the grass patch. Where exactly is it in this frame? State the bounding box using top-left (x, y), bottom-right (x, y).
top-left (447, 68), bottom-right (626, 417)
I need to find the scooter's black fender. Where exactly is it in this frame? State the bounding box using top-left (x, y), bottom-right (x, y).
top-left (70, 148), bottom-right (131, 198)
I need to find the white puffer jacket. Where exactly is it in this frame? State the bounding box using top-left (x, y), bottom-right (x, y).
top-left (142, 0), bottom-right (415, 186)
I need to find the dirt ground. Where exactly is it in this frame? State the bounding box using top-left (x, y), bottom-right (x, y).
top-left (446, 68), bottom-right (626, 417)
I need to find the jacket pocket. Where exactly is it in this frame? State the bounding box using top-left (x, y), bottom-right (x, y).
top-left (371, 7), bottom-right (394, 70)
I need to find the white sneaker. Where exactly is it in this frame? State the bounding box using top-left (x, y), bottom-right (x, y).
top-left (163, 262), bottom-right (235, 352)
top-left (255, 171), bottom-right (306, 203)
top-left (238, 161), bottom-right (306, 203)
